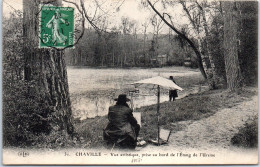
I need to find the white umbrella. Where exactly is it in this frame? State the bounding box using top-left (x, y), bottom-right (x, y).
top-left (133, 76), bottom-right (183, 91)
top-left (132, 76), bottom-right (183, 145)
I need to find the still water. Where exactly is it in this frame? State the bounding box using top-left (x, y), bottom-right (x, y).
top-left (67, 66), bottom-right (204, 120)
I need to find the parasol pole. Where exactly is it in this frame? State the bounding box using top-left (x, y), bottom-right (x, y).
top-left (157, 85), bottom-right (160, 145)
top-left (129, 92), bottom-right (134, 111)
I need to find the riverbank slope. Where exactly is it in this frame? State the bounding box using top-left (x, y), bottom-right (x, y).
top-left (74, 87), bottom-right (257, 149)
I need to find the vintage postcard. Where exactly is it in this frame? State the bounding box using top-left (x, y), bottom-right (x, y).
top-left (2, 0), bottom-right (258, 165)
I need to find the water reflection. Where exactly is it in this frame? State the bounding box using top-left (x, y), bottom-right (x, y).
top-left (67, 67), bottom-right (204, 120)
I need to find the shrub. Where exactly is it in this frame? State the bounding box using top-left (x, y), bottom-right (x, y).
top-left (3, 12), bottom-right (60, 148)
top-left (3, 80), bottom-right (53, 147)
top-left (231, 116), bottom-right (258, 148)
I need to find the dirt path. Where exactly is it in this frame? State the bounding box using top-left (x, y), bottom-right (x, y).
top-left (139, 95), bottom-right (258, 152)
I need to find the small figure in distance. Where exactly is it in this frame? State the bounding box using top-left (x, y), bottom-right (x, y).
top-left (169, 76), bottom-right (178, 102)
top-left (103, 94), bottom-right (140, 149)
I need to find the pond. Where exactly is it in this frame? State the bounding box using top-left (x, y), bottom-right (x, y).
top-left (67, 66), bottom-right (206, 120)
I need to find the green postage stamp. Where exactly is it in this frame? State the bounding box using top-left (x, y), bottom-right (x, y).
top-left (39, 6), bottom-right (74, 48)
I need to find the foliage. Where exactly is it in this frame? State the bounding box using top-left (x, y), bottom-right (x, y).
top-left (3, 12), bottom-right (23, 146)
top-left (238, 2), bottom-right (258, 86)
top-left (64, 16), bottom-right (195, 68)
top-left (3, 12), bottom-right (70, 148)
top-left (231, 116), bottom-right (258, 148)
top-left (207, 13), bottom-right (226, 88)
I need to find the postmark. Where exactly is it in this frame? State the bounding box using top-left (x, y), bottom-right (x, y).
top-left (39, 6), bottom-right (74, 48)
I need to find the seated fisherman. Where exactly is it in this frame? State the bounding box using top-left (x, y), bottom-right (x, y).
top-left (103, 94), bottom-right (140, 149)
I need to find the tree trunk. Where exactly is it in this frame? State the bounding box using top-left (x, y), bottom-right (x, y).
top-left (143, 25), bottom-right (147, 66)
top-left (112, 49), bottom-right (115, 66)
top-left (180, 2), bottom-right (211, 77)
top-left (223, 1), bottom-right (242, 91)
top-left (197, 39), bottom-right (210, 75)
top-left (23, 0), bottom-right (74, 135)
top-left (196, 2), bottom-right (219, 88)
top-left (120, 54), bottom-right (123, 67)
top-left (117, 53), bottom-right (120, 67)
top-left (124, 52), bottom-right (127, 66)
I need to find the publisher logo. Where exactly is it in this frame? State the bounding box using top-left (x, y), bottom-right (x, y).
top-left (18, 151), bottom-right (29, 157)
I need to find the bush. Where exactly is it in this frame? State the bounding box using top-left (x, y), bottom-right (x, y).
top-left (3, 12), bottom-right (62, 148)
top-left (231, 116), bottom-right (258, 148)
top-left (3, 80), bottom-right (53, 147)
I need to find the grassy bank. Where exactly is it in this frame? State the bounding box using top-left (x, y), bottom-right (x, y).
top-left (74, 87), bottom-right (257, 149)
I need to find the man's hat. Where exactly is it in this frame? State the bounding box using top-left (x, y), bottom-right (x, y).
top-left (114, 94), bottom-right (130, 102)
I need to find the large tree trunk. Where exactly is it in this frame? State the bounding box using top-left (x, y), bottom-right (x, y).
top-left (23, 0), bottom-right (74, 135)
top-left (223, 1), bottom-right (242, 91)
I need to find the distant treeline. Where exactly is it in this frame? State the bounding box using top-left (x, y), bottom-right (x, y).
top-left (64, 28), bottom-right (198, 68)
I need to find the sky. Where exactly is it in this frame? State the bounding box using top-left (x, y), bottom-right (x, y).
top-left (118, 0), bottom-right (151, 23)
top-left (2, 0), bottom-right (23, 15)
top-left (2, 0), bottom-right (188, 34)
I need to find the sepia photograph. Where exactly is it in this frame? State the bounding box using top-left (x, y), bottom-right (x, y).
top-left (2, 0), bottom-right (258, 165)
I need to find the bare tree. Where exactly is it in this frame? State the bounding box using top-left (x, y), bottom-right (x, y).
top-left (180, 0), bottom-right (219, 87)
top-left (146, 0), bottom-right (207, 79)
top-left (151, 14), bottom-right (164, 56)
top-left (141, 20), bottom-right (150, 65)
top-left (120, 16), bottom-right (135, 66)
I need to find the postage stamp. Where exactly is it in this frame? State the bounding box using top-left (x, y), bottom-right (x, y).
top-left (39, 6), bottom-right (74, 48)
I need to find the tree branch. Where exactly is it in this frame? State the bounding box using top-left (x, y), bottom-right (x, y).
top-left (80, 0), bottom-right (102, 35)
top-left (94, 0), bottom-right (113, 17)
top-left (180, 1), bottom-right (199, 33)
top-left (195, 1), bottom-right (203, 11)
top-left (153, 0), bottom-right (160, 6)
top-left (90, 5), bottom-right (99, 22)
top-left (146, 0), bottom-right (207, 79)
top-left (63, 0), bottom-right (83, 13)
